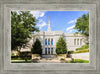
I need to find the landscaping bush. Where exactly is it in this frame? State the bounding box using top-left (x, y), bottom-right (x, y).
top-left (11, 52), bottom-right (18, 56)
top-left (67, 59), bottom-right (89, 63)
top-left (11, 52), bottom-right (31, 61)
top-left (74, 49), bottom-right (89, 53)
top-left (76, 44), bottom-right (89, 51)
top-left (11, 53), bottom-right (15, 56)
top-left (68, 51), bottom-right (74, 54)
top-left (11, 56), bottom-right (31, 60)
top-left (60, 58), bottom-right (65, 60)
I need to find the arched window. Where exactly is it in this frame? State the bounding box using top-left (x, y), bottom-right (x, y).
top-left (45, 39), bottom-right (47, 45)
top-left (74, 39), bottom-right (76, 45)
top-left (77, 39), bottom-right (79, 45)
top-left (48, 39), bottom-right (50, 45)
top-left (51, 39), bottom-right (53, 45)
top-left (80, 39), bottom-right (82, 45)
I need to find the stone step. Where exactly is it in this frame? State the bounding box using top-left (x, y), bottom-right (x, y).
top-left (42, 55), bottom-right (56, 58)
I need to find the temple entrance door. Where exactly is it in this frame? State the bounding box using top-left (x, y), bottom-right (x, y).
top-left (51, 48), bottom-right (53, 54)
top-left (48, 48), bottom-right (50, 54)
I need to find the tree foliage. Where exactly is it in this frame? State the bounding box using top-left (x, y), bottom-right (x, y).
top-left (74, 13), bottom-right (89, 37)
top-left (31, 39), bottom-right (42, 55)
top-left (56, 37), bottom-right (67, 54)
top-left (11, 11), bottom-right (39, 50)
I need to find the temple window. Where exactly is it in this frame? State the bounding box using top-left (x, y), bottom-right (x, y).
top-left (77, 39), bottom-right (79, 45)
top-left (48, 39), bottom-right (50, 45)
top-left (74, 39), bottom-right (76, 45)
top-left (51, 39), bottom-right (53, 45)
top-left (45, 39), bottom-right (47, 45)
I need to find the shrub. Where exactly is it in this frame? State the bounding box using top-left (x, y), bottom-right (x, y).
top-left (20, 52), bottom-right (31, 61)
top-left (67, 51), bottom-right (74, 54)
top-left (11, 52), bottom-right (18, 56)
top-left (11, 56), bottom-right (31, 60)
top-left (74, 49), bottom-right (89, 53)
top-left (76, 44), bottom-right (89, 51)
top-left (60, 58), bottom-right (65, 60)
top-left (11, 53), bottom-right (15, 56)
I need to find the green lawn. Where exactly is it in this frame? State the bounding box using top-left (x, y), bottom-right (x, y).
top-left (76, 44), bottom-right (89, 51)
top-left (11, 58), bottom-right (31, 60)
top-left (11, 58), bottom-right (32, 63)
top-left (67, 59), bottom-right (89, 63)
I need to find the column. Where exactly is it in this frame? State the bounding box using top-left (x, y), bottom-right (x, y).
top-left (52, 48), bottom-right (54, 54)
top-left (43, 47), bottom-right (45, 54)
top-left (79, 39), bottom-right (80, 45)
top-left (50, 38), bottom-right (51, 45)
top-left (76, 38), bottom-right (77, 45)
top-left (47, 38), bottom-right (48, 45)
top-left (53, 47), bottom-right (55, 54)
top-left (50, 48), bottom-right (51, 54)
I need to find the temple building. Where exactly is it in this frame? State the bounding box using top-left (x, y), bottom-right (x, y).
top-left (20, 16), bottom-right (86, 56)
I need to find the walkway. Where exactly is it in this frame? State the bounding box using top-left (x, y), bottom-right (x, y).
top-left (72, 52), bottom-right (89, 60)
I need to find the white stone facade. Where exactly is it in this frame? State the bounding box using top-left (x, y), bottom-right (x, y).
top-left (32, 31), bottom-right (86, 55)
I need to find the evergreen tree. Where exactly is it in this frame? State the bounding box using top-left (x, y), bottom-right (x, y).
top-left (56, 36), bottom-right (67, 54)
top-left (31, 39), bottom-right (42, 55)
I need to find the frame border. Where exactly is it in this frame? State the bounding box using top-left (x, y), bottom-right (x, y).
top-left (0, 0), bottom-right (100, 74)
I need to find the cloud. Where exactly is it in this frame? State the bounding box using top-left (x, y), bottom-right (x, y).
top-left (30, 11), bottom-right (46, 19)
top-left (66, 25), bottom-right (75, 31)
top-left (37, 19), bottom-right (47, 29)
top-left (68, 19), bottom-right (76, 24)
top-left (66, 25), bottom-right (75, 33)
top-left (30, 11), bottom-right (47, 29)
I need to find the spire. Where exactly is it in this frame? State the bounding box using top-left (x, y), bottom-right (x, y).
top-left (47, 16), bottom-right (51, 31)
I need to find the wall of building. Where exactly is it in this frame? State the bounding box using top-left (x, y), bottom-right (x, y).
top-left (20, 31), bottom-right (86, 54)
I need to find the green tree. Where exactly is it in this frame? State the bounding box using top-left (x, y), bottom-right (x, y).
top-left (74, 13), bottom-right (89, 37)
top-left (31, 39), bottom-right (42, 55)
top-left (56, 36), bottom-right (67, 54)
top-left (11, 11), bottom-right (39, 57)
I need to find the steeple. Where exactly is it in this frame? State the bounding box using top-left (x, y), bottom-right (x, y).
top-left (47, 16), bottom-right (51, 31)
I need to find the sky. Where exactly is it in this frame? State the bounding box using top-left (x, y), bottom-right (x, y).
top-left (30, 11), bottom-right (88, 33)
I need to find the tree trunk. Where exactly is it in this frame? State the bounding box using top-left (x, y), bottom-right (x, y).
top-left (17, 46), bottom-right (21, 59)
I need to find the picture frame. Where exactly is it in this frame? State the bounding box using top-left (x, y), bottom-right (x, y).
top-left (0, 0), bottom-right (100, 74)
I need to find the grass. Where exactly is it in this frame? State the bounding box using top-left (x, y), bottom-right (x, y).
top-left (11, 58), bottom-right (31, 60)
top-left (67, 59), bottom-right (89, 63)
top-left (76, 44), bottom-right (89, 51)
top-left (74, 49), bottom-right (89, 53)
